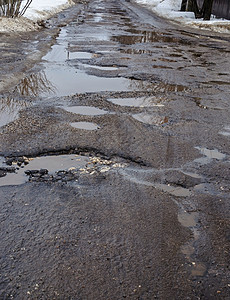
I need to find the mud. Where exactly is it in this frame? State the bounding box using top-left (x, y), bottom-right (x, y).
top-left (0, 0), bottom-right (230, 299)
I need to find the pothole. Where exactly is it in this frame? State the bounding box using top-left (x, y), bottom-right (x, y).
top-left (0, 154), bottom-right (90, 187)
top-left (60, 105), bottom-right (108, 116)
top-left (132, 113), bottom-right (168, 126)
top-left (178, 210), bottom-right (207, 277)
top-left (107, 96), bottom-right (165, 107)
top-left (194, 146), bottom-right (226, 165)
top-left (0, 154), bottom-right (128, 186)
top-left (70, 122), bottom-right (100, 130)
top-left (0, 97), bottom-right (32, 127)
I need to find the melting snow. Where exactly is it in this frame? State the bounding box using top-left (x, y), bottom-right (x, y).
top-left (0, 0), bottom-right (74, 33)
top-left (134, 0), bottom-right (230, 33)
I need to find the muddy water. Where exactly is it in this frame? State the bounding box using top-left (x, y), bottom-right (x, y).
top-left (33, 27), bottom-right (139, 97)
top-left (70, 121), bottom-right (100, 130)
top-left (60, 105), bottom-right (108, 116)
top-left (0, 97), bottom-right (32, 127)
top-left (107, 96), bottom-right (165, 107)
top-left (0, 154), bottom-right (90, 186)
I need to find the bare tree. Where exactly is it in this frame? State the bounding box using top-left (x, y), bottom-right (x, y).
top-left (0, 0), bottom-right (32, 17)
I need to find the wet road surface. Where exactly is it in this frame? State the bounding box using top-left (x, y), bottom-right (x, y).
top-left (0, 0), bottom-right (230, 299)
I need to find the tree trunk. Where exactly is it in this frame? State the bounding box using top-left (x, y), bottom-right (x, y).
top-left (187, 0), bottom-right (200, 17)
top-left (180, 0), bottom-right (214, 20)
top-left (180, 0), bottom-right (187, 11)
top-left (202, 0), bottom-right (214, 20)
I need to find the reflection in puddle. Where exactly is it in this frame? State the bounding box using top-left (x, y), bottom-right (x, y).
top-left (43, 45), bottom-right (92, 62)
top-left (107, 96), bottom-right (165, 107)
top-left (132, 113), bottom-right (168, 126)
top-left (0, 97), bottom-right (32, 127)
top-left (81, 64), bottom-right (119, 71)
top-left (60, 106), bottom-right (108, 116)
top-left (40, 66), bottom-right (135, 96)
top-left (14, 72), bottom-right (55, 97)
top-left (131, 81), bottom-right (187, 93)
top-left (112, 30), bottom-right (191, 46)
top-left (70, 122), bottom-right (100, 130)
top-left (219, 126), bottom-right (230, 137)
top-left (195, 146), bottom-right (226, 164)
top-left (0, 154), bottom-right (90, 187)
top-left (0, 0), bottom-right (32, 17)
top-left (15, 25), bottom-right (188, 97)
top-left (154, 183), bottom-right (192, 197)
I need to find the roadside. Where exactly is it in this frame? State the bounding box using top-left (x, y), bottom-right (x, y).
top-left (133, 0), bottom-right (230, 33)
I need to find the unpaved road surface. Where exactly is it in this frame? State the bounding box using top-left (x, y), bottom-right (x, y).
top-left (0, 0), bottom-right (230, 299)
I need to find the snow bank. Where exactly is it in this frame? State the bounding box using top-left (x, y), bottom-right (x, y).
top-left (134, 0), bottom-right (230, 33)
top-left (24, 0), bottom-right (74, 22)
top-left (0, 0), bottom-right (74, 33)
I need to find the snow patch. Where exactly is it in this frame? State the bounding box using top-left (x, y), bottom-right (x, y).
top-left (0, 0), bottom-right (74, 33)
top-left (24, 0), bottom-right (74, 22)
top-left (134, 0), bottom-right (230, 33)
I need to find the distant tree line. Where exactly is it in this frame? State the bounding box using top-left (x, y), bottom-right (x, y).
top-left (181, 0), bottom-right (214, 20)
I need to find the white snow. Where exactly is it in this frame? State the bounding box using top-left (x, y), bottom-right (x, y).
top-left (0, 0), bottom-right (74, 33)
top-left (134, 0), bottom-right (230, 33)
top-left (24, 0), bottom-right (74, 22)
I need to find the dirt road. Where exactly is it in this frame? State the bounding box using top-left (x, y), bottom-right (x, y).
top-left (0, 0), bottom-right (230, 298)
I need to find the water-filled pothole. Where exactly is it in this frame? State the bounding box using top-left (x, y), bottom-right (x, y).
top-left (60, 106), bottom-right (108, 116)
top-left (194, 146), bottom-right (226, 164)
top-left (0, 154), bottom-right (90, 187)
top-left (70, 122), bottom-right (100, 130)
top-left (107, 96), bottom-right (165, 107)
top-left (0, 97), bottom-right (32, 127)
top-left (132, 113), bottom-right (168, 125)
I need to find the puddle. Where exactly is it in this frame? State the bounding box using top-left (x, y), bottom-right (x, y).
top-left (32, 27), bottom-right (136, 97)
top-left (60, 105), bottom-right (108, 116)
top-left (14, 72), bottom-right (55, 97)
top-left (119, 168), bottom-right (192, 197)
top-left (132, 113), bottom-right (168, 126)
top-left (181, 171), bottom-right (202, 179)
top-left (43, 45), bottom-right (92, 62)
top-left (70, 122), bottom-right (100, 130)
top-left (0, 0), bottom-right (31, 17)
top-left (0, 154), bottom-right (90, 187)
top-left (37, 66), bottom-right (136, 97)
top-left (107, 96), bottom-right (165, 107)
top-left (178, 210), bottom-right (207, 276)
top-left (0, 97), bottom-right (32, 127)
top-left (21, 27), bottom-right (180, 98)
top-left (195, 146), bottom-right (226, 164)
top-left (15, 25), bottom-right (188, 97)
top-left (43, 28), bottom-right (93, 62)
top-left (154, 183), bottom-right (192, 197)
top-left (178, 211), bottom-right (198, 228)
top-left (81, 64), bottom-right (119, 71)
top-left (191, 263), bottom-right (207, 277)
top-left (112, 30), bottom-right (190, 46)
top-left (219, 126), bottom-right (230, 137)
